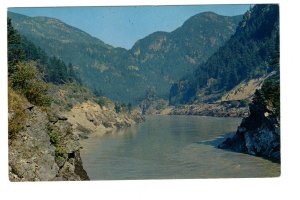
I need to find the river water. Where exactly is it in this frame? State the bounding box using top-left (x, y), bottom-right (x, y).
top-left (80, 115), bottom-right (280, 180)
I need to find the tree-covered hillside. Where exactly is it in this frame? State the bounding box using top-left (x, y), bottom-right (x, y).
top-left (8, 18), bottom-right (81, 85)
top-left (169, 5), bottom-right (279, 105)
top-left (8, 11), bottom-right (242, 104)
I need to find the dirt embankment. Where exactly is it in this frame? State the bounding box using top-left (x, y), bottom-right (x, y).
top-left (63, 101), bottom-right (145, 139)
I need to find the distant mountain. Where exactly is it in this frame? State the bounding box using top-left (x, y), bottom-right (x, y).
top-left (169, 5), bottom-right (279, 105)
top-left (130, 12), bottom-right (242, 99)
top-left (8, 11), bottom-right (242, 104)
top-left (8, 12), bottom-right (140, 103)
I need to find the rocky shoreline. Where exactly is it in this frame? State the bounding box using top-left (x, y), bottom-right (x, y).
top-left (169, 102), bottom-right (249, 117)
top-left (218, 100), bottom-right (280, 163)
top-left (64, 100), bottom-right (145, 139)
top-left (9, 105), bottom-right (89, 181)
top-left (139, 97), bottom-right (249, 118)
top-left (9, 100), bottom-right (144, 181)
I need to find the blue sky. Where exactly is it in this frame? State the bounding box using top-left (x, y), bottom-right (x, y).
top-left (9, 5), bottom-right (250, 49)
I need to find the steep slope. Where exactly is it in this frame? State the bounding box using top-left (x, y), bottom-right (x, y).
top-left (130, 12), bottom-right (242, 97)
top-left (169, 5), bottom-right (279, 105)
top-left (132, 12), bottom-right (241, 76)
top-left (9, 11), bottom-right (242, 103)
top-left (218, 71), bottom-right (280, 162)
top-left (8, 11), bottom-right (141, 103)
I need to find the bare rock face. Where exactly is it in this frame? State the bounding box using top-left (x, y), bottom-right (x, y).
top-left (218, 103), bottom-right (280, 163)
top-left (9, 106), bottom-right (89, 181)
top-left (9, 107), bottom-right (59, 181)
top-left (8, 99), bottom-right (144, 181)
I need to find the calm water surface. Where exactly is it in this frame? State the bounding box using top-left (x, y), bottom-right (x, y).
top-left (80, 115), bottom-right (280, 180)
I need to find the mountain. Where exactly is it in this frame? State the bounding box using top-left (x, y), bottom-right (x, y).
top-left (8, 11), bottom-right (242, 104)
top-left (169, 5), bottom-right (279, 105)
top-left (8, 12), bottom-right (140, 103)
top-left (130, 12), bottom-right (242, 97)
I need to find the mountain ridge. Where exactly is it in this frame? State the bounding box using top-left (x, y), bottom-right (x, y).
top-left (169, 4), bottom-right (279, 105)
top-left (8, 10), bottom-right (243, 104)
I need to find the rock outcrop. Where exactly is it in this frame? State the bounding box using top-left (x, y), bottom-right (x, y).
top-left (9, 105), bottom-right (89, 181)
top-left (8, 98), bottom-right (144, 181)
top-left (218, 99), bottom-right (280, 163)
top-left (64, 101), bottom-right (145, 138)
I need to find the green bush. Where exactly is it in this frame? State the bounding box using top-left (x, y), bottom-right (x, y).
top-left (55, 145), bottom-right (67, 159)
top-left (10, 61), bottom-right (51, 107)
top-left (95, 97), bottom-right (107, 108)
top-left (48, 130), bottom-right (68, 159)
top-left (48, 130), bottom-right (61, 145)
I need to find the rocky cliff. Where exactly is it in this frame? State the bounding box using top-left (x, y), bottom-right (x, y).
top-left (218, 103), bottom-right (280, 162)
top-left (9, 104), bottom-right (89, 181)
top-left (8, 85), bottom-right (144, 181)
top-left (218, 73), bottom-right (280, 163)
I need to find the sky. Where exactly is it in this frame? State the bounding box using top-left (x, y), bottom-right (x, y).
top-left (8, 5), bottom-right (250, 49)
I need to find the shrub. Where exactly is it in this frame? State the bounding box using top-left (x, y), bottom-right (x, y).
top-left (115, 103), bottom-right (121, 113)
top-left (8, 87), bottom-right (27, 140)
top-left (10, 61), bottom-right (51, 107)
top-left (48, 129), bottom-right (67, 159)
top-left (95, 97), bottom-right (107, 108)
top-left (48, 130), bottom-right (61, 145)
top-left (55, 145), bottom-right (67, 159)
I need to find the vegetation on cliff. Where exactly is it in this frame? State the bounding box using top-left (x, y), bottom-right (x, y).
top-left (8, 17), bottom-right (90, 181)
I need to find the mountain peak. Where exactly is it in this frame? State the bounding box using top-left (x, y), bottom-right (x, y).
top-left (191, 11), bottom-right (227, 20)
top-left (8, 9), bottom-right (242, 103)
top-left (169, 4), bottom-right (279, 105)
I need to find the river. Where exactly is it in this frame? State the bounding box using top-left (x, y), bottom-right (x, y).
top-left (80, 115), bottom-right (280, 180)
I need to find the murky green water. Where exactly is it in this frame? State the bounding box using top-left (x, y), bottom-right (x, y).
top-left (80, 115), bottom-right (280, 180)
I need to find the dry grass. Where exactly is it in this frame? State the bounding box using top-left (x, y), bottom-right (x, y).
top-left (8, 86), bottom-right (28, 139)
top-left (220, 77), bottom-right (265, 102)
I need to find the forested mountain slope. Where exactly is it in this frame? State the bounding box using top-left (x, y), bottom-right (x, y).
top-left (169, 5), bottom-right (279, 105)
top-left (8, 11), bottom-right (242, 103)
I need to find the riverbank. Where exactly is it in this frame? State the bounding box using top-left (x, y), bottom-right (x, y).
top-left (140, 102), bottom-right (249, 117)
top-left (168, 102), bottom-right (249, 117)
top-left (9, 103), bottom-right (89, 181)
top-left (218, 73), bottom-right (280, 163)
top-left (64, 100), bottom-right (145, 139)
top-left (8, 82), bottom-right (144, 181)
top-left (218, 107), bottom-right (280, 163)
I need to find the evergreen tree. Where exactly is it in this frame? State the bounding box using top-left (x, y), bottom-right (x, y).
top-left (7, 18), bottom-right (25, 74)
